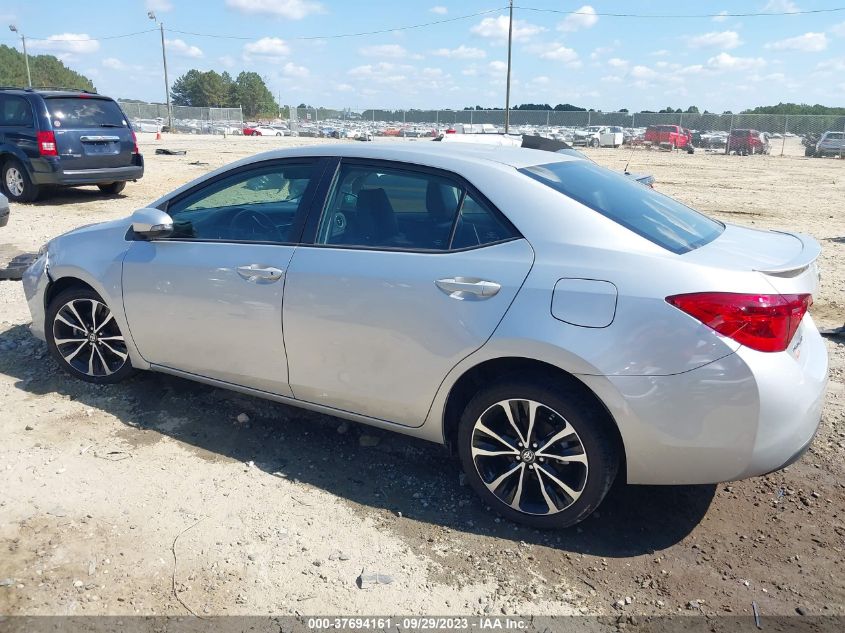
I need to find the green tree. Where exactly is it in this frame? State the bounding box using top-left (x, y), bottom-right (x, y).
top-left (233, 71), bottom-right (278, 118)
top-left (685, 106), bottom-right (700, 113)
top-left (171, 69), bottom-right (234, 107)
top-left (0, 44), bottom-right (94, 91)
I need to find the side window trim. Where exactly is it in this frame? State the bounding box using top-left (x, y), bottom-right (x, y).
top-left (156, 157), bottom-right (329, 245)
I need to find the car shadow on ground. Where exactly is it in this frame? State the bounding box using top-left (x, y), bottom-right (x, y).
top-left (0, 322), bottom-right (715, 558)
top-left (28, 186), bottom-right (128, 206)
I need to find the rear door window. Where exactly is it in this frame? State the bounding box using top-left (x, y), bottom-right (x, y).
top-left (0, 95), bottom-right (34, 127)
top-left (45, 97), bottom-right (128, 129)
top-left (520, 161), bottom-right (724, 254)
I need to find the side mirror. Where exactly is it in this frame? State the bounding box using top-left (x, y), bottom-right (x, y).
top-left (131, 207), bottom-right (173, 239)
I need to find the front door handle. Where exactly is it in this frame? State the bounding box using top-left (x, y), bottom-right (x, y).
top-left (236, 264), bottom-right (284, 282)
top-left (436, 277), bottom-right (501, 298)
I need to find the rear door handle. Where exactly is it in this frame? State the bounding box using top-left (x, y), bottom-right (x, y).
top-left (436, 277), bottom-right (501, 298)
top-left (237, 264), bottom-right (284, 282)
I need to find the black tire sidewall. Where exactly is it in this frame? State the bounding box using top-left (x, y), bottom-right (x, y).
top-left (98, 182), bottom-right (126, 195)
top-left (2, 158), bottom-right (39, 202)
top-left (45, 287), bottom-right (134, 384)
top-left (457, 379), bottom-right (619, 529)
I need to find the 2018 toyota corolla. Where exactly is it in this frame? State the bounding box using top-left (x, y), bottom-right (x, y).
top-left (22, 143), bottom-right (828, 528)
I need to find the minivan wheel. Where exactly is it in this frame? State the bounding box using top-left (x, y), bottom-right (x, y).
top-left (46, 288), bottom-right (134, 384)
top-left (457, 379), bottom-right (619, 529)
top-left (97, 182), bottom-right (126, 195)
top-left (2, 159), bottom-right (40, 202)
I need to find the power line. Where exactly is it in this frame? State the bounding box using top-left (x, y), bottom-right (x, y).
top-left (166, 7), bottom-right (508, 41)
top-left (16, 28), bottom-right (158, 42)
top-left (514, 5), bottom-right (845, 18)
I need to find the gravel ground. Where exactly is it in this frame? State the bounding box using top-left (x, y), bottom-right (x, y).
top-left (0, 134), bottom-right (843, 620)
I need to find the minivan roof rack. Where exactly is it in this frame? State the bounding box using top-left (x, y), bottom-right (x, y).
top-left (28, 87), bottom-right (99, 94)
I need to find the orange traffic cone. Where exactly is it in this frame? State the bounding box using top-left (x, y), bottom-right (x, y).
top-left (155, 131), bottom-right (162, 140)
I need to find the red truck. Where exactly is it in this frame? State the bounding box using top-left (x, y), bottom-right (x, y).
top-left (644, 125), bottom-right (692, 149)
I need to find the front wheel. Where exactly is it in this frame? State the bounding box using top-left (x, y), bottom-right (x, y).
top-left (590, 138), bottom-right (599, 148)
top-left (97, 182), bottom-right (126, 195)
top-left (46, 287), bottom-right (134, 384)
top-left (457, 378), bottom-right (620, 528)
top-left (3, 158), bottom-right (40, 202)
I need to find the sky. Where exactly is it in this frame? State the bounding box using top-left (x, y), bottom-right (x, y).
top-left (0, 0), bottom-right (843, 112)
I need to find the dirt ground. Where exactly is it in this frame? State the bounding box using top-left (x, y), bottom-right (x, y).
top-left (0, 134), bottom-right (843, 621)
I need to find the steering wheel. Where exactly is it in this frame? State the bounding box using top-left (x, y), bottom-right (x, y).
top-left (230, 208), bottom-right (284, 241)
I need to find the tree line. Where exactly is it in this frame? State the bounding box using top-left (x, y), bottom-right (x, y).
top-left (0, 45), bottom-right (95, 91)
top-left (170, 69), bottom-right (278, 118)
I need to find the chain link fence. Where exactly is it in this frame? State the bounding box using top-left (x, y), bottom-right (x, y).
top-left (289, 107), bottom-right (844, 157)
top-left (117, 101), bottom-right (244, 135)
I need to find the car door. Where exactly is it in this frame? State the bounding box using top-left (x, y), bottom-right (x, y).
top-left (282, 159), bottom-right (535, 427)
top-left (122, 158), bottom-right (326, 395)
top-left (0, 94), bottom-right (37, 162)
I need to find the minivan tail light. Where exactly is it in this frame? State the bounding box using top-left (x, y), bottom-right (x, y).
top-left (130, 129), bottom-right (139, 154)
top-left (37, 131), bottom-right (58, 156)
top-left (666, 292), bottom-right (812, 353)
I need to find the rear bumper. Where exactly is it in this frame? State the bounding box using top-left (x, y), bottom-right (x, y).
top-left (580, 316), bottom-right (828, 485)
top-left (29, 155), bottom-right (144, 186)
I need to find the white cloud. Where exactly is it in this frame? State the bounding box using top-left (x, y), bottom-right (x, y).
top-left (712, 10), bottom-right (729, 22)
top-left (831, 21), bottom-right (845, 36)
top-left (814, 57), bottom-right (845, 74)
top-left (432, 45), bottom-right (486, 59)
top-left (102, 57), bottom-right (125, 70)
top-left (531, 75), bottom-right (550, 85)
top-left (166, 38), bottom-right (203, 58)
top-left (29, 33), bottom-right (99, 55)
top-left (225, 0), bottom-right (324, 20)
top-left (282, 62), bottom-right (309, 78)
top-left (145, 0), bottom-right (173, 12)
top-left (348, 62), bottom-right (413, 85)
top-left (706, 52), bottom-right (766, 70)
top-left (650, 49), bottom-right (670, 56)
top-left (243, 37), bottom-right (290, 61)
top-left (488, 60), bottom-right (508, 74)
top-left (359, 44), bottom-right (409, 59)
top-left (537, 44), bottom-right (580, 65)
top-left (430, 5), bottom-right (447, 14)
top-left (590, 45), bottom-right (615, 60)
top-left (687, 31), bottom-right (742, 50)
top-left (219, 55), bottom-right (236, 68)
top-left (471, 16), bottom-right (545, 41)
top-left (764, 0), bottom-right (799, 14)
top-left (765, 32), bottom-right (827, 52)
top-left (630, 65), bottom-right (657, 80)
top-left (607, 57), bottom-right (628, 69)
top-left (558, 5), bottom-right (598, 32)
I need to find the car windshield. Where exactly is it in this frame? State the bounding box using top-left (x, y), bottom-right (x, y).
top-left (520, 161), bottom-right (724, 254)
top-left (45, 97), bottom-right (127, 129)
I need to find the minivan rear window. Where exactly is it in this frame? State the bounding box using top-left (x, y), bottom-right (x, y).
top-left (520, 161), bottom-right (724, 254)
top-left (45, 97), bottom-right (127, 129)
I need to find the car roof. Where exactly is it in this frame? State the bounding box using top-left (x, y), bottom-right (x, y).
top-left (249, 141), bottom-right (575, 169)
top-left (0, 87), bottom-right (103, 99)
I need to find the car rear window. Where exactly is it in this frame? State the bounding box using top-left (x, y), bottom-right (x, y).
top-left (45, 97), bottom-right (127, 129)
top-left (520, 161), bottom-right (724, 254)
top-left (825, 132), bottom-right (843, 140)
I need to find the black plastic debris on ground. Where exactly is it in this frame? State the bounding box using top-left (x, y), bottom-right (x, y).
top-left (155, 148), bottom-right (187, 155)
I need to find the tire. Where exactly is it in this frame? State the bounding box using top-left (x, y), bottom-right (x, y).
top-left (46, 287), bottom-right (135, 384)
top-left (457, 377), bottom-right (620, 529)
top-left (2, 158), bottom-right (40, 202)
top-left (590, 138), bottom-right (599, 148)
top-left (97, 182), bottom-right (126, 195)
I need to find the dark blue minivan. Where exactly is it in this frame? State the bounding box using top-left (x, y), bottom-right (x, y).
top-left (0, 88), bottom-right (144, 202)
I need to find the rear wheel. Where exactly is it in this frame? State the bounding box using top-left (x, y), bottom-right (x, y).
top-left (46, 288), bottom-right (134, 384)
top-left (2, 158), bottom-right (40, 202)
top-left (97, 182), bottom-right (126, 195)
top-left (457, 378), bottom-right (620, 528)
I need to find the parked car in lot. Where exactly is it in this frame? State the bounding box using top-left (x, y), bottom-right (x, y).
top-left (0, 192), bottom-right (8, 227)
top-left (727, 129), bottom-right (770, 155)
top-left (644, 124), bottom-right (692, 149)
top-left (0, 88), bottom-right (144, 202)
top-left (812, 131), bottom-right (844, 157)
top-left (23, 143), bottom-right (826, 528)
top-left (572, 126), bottom-right (624, 148)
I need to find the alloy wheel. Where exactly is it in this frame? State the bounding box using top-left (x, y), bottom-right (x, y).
top-left (5, 167), bottom-right (24, 198)
top-left (470, 399), bottom-right (588, 515)
top-left (52, 298), bottom-right (128, 377)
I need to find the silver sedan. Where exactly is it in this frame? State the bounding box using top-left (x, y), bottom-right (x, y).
top-left (22, 143), bottom-right (828, 528)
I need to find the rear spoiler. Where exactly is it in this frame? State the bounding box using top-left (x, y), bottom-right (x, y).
top-left (754, 231), bottom-right (822, 276)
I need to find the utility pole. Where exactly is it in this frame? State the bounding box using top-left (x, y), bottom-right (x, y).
top-left (504, 0), bottom-right (513, 134)
top-left (149, 12), bottom-right (172, 132)
top-left (9, 25), bottom-right (31, 87)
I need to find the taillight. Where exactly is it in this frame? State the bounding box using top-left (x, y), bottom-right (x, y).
top-left (130, 129), bottom-right (139, 154)
top-left (37, 131), bottom-right (58, 156)
top-left (666, 292), bottom-right (812, 353)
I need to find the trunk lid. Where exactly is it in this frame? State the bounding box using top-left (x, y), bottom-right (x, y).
top-left (45, 96), bottom-right (135, 170)
top-left (682, 223), bottom-right (821, 295)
